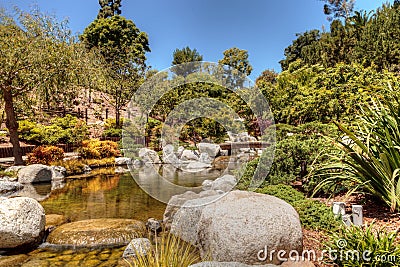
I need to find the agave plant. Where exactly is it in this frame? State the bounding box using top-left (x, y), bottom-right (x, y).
top-left (315, 94), bottom-right (400, 212)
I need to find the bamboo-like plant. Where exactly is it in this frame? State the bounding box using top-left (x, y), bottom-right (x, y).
top-left (315, 92), bottom-right (400, 212)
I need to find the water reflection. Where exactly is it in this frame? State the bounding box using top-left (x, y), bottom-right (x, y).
top-left (23, 163), bottom-right (238, 222)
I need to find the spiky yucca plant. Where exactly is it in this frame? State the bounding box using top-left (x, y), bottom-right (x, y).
top-left (315, 93), bottom-right (400, 212)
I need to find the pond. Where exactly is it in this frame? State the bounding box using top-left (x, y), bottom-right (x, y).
top-left (1, 163), bottom-right (237, 267)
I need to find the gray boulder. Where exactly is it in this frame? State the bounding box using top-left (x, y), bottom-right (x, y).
top-left (122, 238), bottom-right (152, 258)
top-left (163, 144), bottom-right (180, 164)
top-left (171, 195), bottom-right (220, 245)
top-left (199, 153), bottom-right (213, 164)
top-left (181, 150), bottom-right (199, 161)
top-left (0, 180), bottom-right (23, 195)
top-left (210, 175), bottom-right (237, 192)
top-left (0, 197), bottom-right (45, 249)
top-left (146, 218), bottom-right (162, 232)
top-left (18, 164), bottom-right (53, 183)
top-left (163, 191), bottom-right (199, 226)
top-left (185, 161), bottom-right (211, 170)
top-left (139, 148), bottom-right (161, 164)
top-left (115, 157), bottom-right (132, 166)
top-left (197, 190), bottom-right (303, 265)
top-left (51, 166), bottom-right (66, 179)
top-left (197, 143), bottom-right (220, 158)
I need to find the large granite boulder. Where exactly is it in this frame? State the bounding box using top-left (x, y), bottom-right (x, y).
top-left (18, 164), bottom-right (54, 183)
top-left (0, 197), bottom-right (45, 249)
top-left (197, 143), bottom-right (220, 158)
top-left (46, 218), bottom-right (146, 248)
top-left (139, 148), bottom-right (161, 164)
top-left (197, 190), bottom-right (303, 265)
top-left (170, 195), bottom-right (220, 245)
top-left (163, 190), bottom-right (221, 227)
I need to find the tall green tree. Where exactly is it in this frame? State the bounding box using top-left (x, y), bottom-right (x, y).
top-left (98, 0), bottom-right (122, 19)
top-left (171, 46), bottom-right (203, 77)
top-left (280, 30), bottom-right (321, 70)
top-left (0, 8), bottom-right (91, 165)
top-left (81, 15), bottom-right (150, 127)
top-left (218, 47), bottom-right (253, 88)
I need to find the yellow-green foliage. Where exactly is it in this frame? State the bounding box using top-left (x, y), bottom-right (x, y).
top-left (27, 145), bottom-right (64, 165)
top-left (77, 139), bottom-right (120, 159)
top-left (126, 232), bottom-right (202, 267)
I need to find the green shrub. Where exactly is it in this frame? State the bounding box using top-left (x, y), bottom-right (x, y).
top-left (77, 139), bottom-right (120, 159)
top-left (324, 223), bottom-right (400, 266)
top-left (261, 122), bottom-right (342, 194)
top-left (255, 184), bottom-right (339, 231)
top-left (18, 115), bottom-right (89, 145)
top-left (27, 145), bottom-right (64, 165)
top-left (316, 91), bottom-right (400, 212)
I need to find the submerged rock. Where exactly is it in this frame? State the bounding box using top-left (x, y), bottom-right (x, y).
top-left (0, 197), bottom-right (46, 249)
top-left (46, 218), bottom-right (146, 248)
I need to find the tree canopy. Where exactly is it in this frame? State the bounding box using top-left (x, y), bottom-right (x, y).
top-left (171, 46), bottom-right (203, 77)
top-left (98, 0), bottom-right (122, 19)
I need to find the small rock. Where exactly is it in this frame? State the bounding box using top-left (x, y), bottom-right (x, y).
top-left (115, 166), bottom-right (129, 173)
top-left (122, 238), bottom-right (152, 258)
top-left (83, 165), bottom-right (92, 173)
top-left (51, 166), bottom-right (66, 179)
top-left (180, 150), bottom-right (199, 161)
top-left (145, 218), bottom-right (162, 232)
top-left (197, 143), bottom-right (221, 158)
top-left (185, 162), bottom-right (211, 170)
top-left (199, 153), bottom-right (213, 164)
top-left (0, 180), bottom-right (23, 195)
top-left (139, 148), bottom-right (161, 164)
top-left (201, 180), bottom-right (213, 191)
top-left (115, 157), bottom-right (132, 166)
top-left (210, 174), bottom-right (237, 192)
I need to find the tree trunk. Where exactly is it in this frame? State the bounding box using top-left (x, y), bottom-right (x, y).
top-left (115, 107), bottom-right (121, 128)
top-left (3, 87), bottom-right (24, 165)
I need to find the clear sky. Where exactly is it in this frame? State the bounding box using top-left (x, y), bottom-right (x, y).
top-left (0, 0), bottom-right (392, 80)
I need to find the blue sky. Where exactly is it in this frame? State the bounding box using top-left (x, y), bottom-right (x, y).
top-left (0, 0), bottom-right (392, 80)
